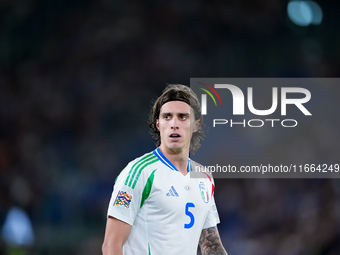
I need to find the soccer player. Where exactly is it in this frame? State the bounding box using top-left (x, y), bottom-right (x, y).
top-left (102, 85), bottom-right (228, 255)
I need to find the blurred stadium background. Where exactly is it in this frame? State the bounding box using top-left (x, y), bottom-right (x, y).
top-left (0, 0), bottom-right (340, 254)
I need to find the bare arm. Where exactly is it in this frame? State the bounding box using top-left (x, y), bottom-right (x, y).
top-left (199, 226), bottom-right (228, 255)
top-left (102, 216), bottom-right (132, 255)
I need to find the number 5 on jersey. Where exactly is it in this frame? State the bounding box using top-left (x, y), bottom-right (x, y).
top-left (184, 202), bottom-right (195, 229)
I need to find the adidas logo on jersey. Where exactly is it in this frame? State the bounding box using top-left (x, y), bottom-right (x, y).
top-left (166, 186), bottom-right (179, 197)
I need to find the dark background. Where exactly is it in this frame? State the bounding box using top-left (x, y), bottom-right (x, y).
top-left (0, 1), bottom-right (339, 254)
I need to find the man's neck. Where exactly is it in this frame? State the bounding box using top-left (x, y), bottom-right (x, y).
top-left (158, 146), bottom-right (189, 176)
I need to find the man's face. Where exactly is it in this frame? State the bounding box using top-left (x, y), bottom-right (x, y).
top-left (156, 101), bottom-right (200, 153)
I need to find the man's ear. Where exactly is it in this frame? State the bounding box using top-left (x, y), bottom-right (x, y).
top-left (156, 119), bottom-right (159, 130)
top-left (193, 119), bottom-right (200, 132)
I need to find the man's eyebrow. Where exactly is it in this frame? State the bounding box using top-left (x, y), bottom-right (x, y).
top-left (160, 112), bottom-right (172, 116)
top-left (160, 112), bottom-right (190, 115)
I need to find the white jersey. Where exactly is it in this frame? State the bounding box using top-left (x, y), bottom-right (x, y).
top-left (107, 148), bottom-right (220, 255)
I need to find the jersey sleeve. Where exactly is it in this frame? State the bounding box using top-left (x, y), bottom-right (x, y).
top-left (202, 174), bottom-right (220, 229)
top-left (107, 162), bottom-right (145, 226)
top-left (202, 194), bottom-right (220, 229)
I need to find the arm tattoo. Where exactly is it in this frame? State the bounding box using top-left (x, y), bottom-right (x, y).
top-left (199, 226), bottom-right (228, 255)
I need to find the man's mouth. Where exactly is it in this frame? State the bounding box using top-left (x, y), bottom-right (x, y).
top-left (169, 133), bottom-right (181, 140)
top-left (170, 134), bottom-right (180, 137)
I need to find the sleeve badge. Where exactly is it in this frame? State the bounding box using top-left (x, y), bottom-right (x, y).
top-left (114, 191), bottom-right (132, 209)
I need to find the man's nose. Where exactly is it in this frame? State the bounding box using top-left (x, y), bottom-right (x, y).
top-left (171, 117), bottom-right (179, 130)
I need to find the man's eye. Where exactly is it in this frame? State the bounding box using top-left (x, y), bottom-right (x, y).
top-left (164, 115), bottom-right (171, 120)
top-left (180, 115), bottom-right (187, 120)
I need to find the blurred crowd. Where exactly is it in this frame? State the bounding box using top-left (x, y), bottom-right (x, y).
top-left (0, 0), bottom-right (340, 254)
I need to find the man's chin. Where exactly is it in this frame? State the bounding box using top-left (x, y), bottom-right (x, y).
top-left (160, 141), bottom-right (190, 154)
top-left (169, 147), bottom-right (183, 153)
top-left (168, 145), bottom-right (189, 154)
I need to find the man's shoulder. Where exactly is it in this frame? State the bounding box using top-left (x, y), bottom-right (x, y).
top-left (190, 159), bottom-right (215, 184)
top-left (190, 159), bottom-right (204, 170)
top-left (115, 150), bottom-right (160, 188)
top-left (126, 150), bottom-right (160, 169)
top-left (190, 159), bottom-right (216, 196)
top-left (190, 160), bottom-right (213, 178)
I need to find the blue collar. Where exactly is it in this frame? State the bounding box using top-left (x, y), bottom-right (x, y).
top-left (153, 148), bottom-right (192, 172)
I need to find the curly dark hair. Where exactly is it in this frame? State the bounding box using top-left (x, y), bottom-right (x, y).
top-left (149, 84), bottom-right (204, 154)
